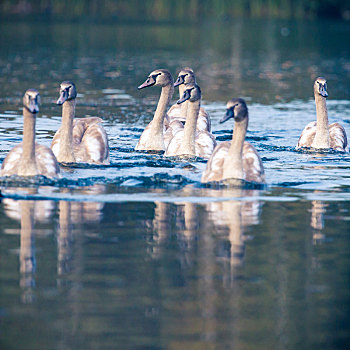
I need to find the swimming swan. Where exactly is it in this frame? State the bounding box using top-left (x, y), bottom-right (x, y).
top-left (165, 84), bottom-right (216, 159)
top-left (296, 77), bottom-right (348, 152)
top-left (51, 81), bottom-right (110, 164)
top-left (1, 89), bottom-right (60, 178)
top-left (168, 68), bottom-right (211, 132)
top-left (202, 98), bottom-right (265, 184)
top-left (135, 69), bottom-right (174, 151)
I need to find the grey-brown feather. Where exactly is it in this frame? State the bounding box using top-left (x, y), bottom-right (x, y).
top-left (52, 117), bottom-right (109, 164)
top-left (1, 143), bottom-right (60, 178)
top-left (202, 141), bottom-right (265, 183)
top-left (297, 121), bottom-right (348, 151)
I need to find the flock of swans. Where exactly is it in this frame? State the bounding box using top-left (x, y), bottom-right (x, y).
top-left (0, 68), bottom-right (348, 187)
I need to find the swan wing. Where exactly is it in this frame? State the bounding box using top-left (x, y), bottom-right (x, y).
top-left (164, 130), bottom-right (183, 156)
top-left (296, 121), bottom-right (316, 148)
top-left (0, 144), bottom-right (23, 176)
top-left (201, 141), bottom-right (230, 183)
top-left (77, 119), bottom-right (110, 164)
top-left (329, 122), bottom-right (348, 152)
top-left (197, 108), bottom-right (211, 132)
top-left (164, 120), bottom-right (184, 149)
top-left (35, 143), bottom-right (60, 178)
top-left (242, 142), bottom-right (265, 183)
top-left (195, 131), bottom-right (217, 159)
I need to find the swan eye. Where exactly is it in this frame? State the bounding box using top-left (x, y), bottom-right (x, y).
top-left (152, 73), bottom-right (161, 80)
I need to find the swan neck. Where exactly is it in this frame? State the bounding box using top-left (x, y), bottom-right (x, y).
top-left (59, 100), bottom-right (76, 162)
top-left (180, 100), bottom-right (188, 118)
top-left (152, 84), bottom-right (173, 134)
top-left (313, 94), bottom-right (329, 148)
top-left (20, 108), bottom-right (37, 174)
top-left (181, 100), bottom-right (200, 155)
top-left (223, 117), bottom-right (248, 180)
top-left (178, 84), bottom-right (185, 99)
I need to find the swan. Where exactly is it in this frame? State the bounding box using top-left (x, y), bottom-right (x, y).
top-left (165, 84), bottom-right (216, 159)
top-left (135, 69), bottom-right (174, 151)
top-left (51, 81), bottom-right (110, 164)
top-left (168, 68), bottom-right (211, 132)
top-left (1, 89), bottom-right (60, 178)
top-left (202, 98), bottom-right (265, 184)
top-left (296, 77), bottom-right (348, 151)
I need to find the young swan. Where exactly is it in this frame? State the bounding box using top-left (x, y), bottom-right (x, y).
top-left (202, 98), bottom-right (265, 184)
top-left (165, 84), bottom-right (216, 159)
top-left (167, 68), bottom-right (211, 132)
top-left (1, 89), bottom-right (60, 178)
top-left (296, 77), bottom-right (348, 151)
top-left (51, 81), bottom-right (110, 164)
top-left (136, 69), bottom-right (174, 151)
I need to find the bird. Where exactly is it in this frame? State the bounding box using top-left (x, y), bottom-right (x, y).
top-left (1, 89), bottom-right (60, 178)
top-left (201, 98), bottom-right (265, 184)
top-left (167, 68), bottom-right (211, 132)
top-left (51, 81), bottom-right (110, 164)
top-left (135, 69), bottom-right (174, 152)
top-left (296, 77), bottom-right (348, 152)
top-left (165, 84), bottom-right (216, 159)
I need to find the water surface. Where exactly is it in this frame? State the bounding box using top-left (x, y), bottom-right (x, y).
top-left (0, 19), bottom-right (350, 349)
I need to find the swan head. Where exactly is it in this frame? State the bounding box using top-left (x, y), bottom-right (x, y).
top-left (138, 69), bottom-right (173, 89)
top-left (177, 84), bottom-right (201, 104)
top-left (220, 98), bottom-right (248, 124)
top-left (314, 77), bottom-right (328, 98)
top-left (23, 89), bottom-right (40, 113)
top-left (57, 81), bottom-right (77, 105)
top-left (174, 68), bottom-right (195, 87)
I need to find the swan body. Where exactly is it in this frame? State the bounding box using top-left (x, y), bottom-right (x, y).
top-left (135, 69), bottom-right (174, 151)
top-left (296, 77), bottom-right (348, 152)
top-left (168, 68), bottom-right (211, 132)
top-left (163, 119), bottom-right (184, 149)
top-left (51, 81), bottom-right (110, 164)
top-left (1, 89), bottom-right (60, 178)
top-left (165, 84), bottom-right (216, 159)
top-left (202, 98), bottom-right (265, 184)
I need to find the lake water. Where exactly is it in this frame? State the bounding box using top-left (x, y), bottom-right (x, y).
top-left (0, 19), bottom-right (350, 349)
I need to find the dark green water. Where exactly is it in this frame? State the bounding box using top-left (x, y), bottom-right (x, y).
top-left (0, 19), bottom-right (350, 349)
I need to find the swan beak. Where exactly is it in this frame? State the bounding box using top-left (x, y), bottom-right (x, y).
top-left (28, 98), bottom-right (40, 113)
top-left (220, 108), bottom-right (235, 124)
top-left (138, 76), bottom-right (156, 89)
top-left (319, 84), bottom-right (328, 98)
top-left (174, 75), bottom-right (185, 87)
top-left (57, 89), bottom-right (69, 105)
top-left (177, 89), bottom-right (191, 104)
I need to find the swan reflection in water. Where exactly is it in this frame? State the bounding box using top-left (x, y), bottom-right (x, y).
top-left (204, 187), bottom-right (263, 285)
top-left (149, 186), bottom-right (263, 278)
top-left (1, 184), bottom-right (106, 300)
top-left (1, 188), bottom-right (55, 303)
top-left (310, 200), bottom-right (327, 245)
top-left (57, 185), bottom-right (106, 281)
